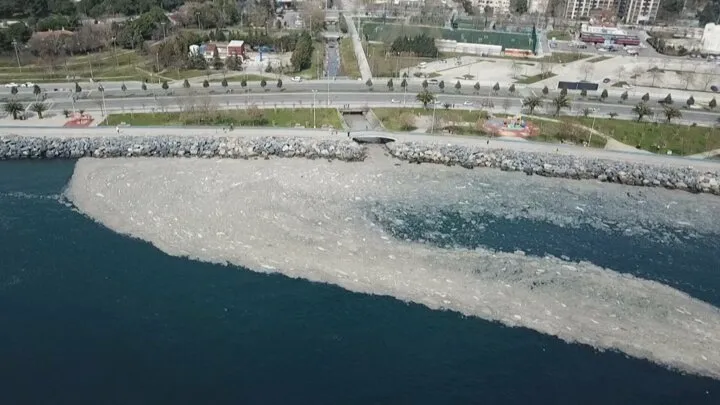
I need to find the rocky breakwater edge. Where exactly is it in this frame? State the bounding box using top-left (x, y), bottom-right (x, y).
top-left (0, 135), bottom-right (367, 161)
top-left (387, 142), bottom-right (720, 195)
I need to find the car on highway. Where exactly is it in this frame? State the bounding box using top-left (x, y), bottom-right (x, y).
top-left (428, 79), bottom-right (438, 85)
top-left (4, 82), bottom-right (19, 88)
top-left (291, 76), bottom-right (302, 82)
top-left (463, 101), bottom-right (473, 106)
top-left (712, 85), bottom-right (719, 92)
top-left (603, 78), bottom-right (611, 83)
top-left (391, 99), bottom-right (400, 103)
top-left (23, 82), bottom-right (35, 87)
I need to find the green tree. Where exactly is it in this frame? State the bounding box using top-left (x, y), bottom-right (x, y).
top-left (421, 79), bottom-right (428, 89)
top-left (492, 82), bottom-right (500, 94)
top-left (560, 86), bottom-right (568, 96)
top-left (632, 102), bottom-right (653, 121)
top-left (3, 101), bottom-right (24, 119)
top-left (203, 79), bottom-right (210, 88)
top-left (642, 93), bottom-right (650, 102)
top-left (260, 79), bottom-right (267, 90)
top-left (10, 86), bottom-right (18, 97)
top-left (600, 89), bottom-right (608, 101)
top-left (687, 95), bottom-right (695, 107)
top-left (621, 91), bottom-right (629, 102)
top-left (474, 82), bottom-right (481, 94)
top-left (710, 98), bottom-right (717, 109)
top-left (439, 80), bottom-right (445, 92)
top-left (366, 78), bottom-right (373, 91)
top-left (509, 84), bottom-right (516, 94)
top-left (580, 89), bottom-right (588, 98)
top-left (663, 93), bottom-right (673, 105)
top-left (121, 83), bottom-right (127, 94)
top-left (32, 84), bottom-right (41, 100)
top-left (222, 78), bottom-right (229, 89)
top-left (213, 48), bottom-right (224, 70)
top-left (241, 79), bottom-right (247, 91)
top-left (511, 0), bottom-right (529, 14)
top-left (183, 79), bottom-right (190, 88)
top-left (522, 95), bottom-right (543, 115)
top-left (75, 82), bottom-right (82, 93)
top-left (582, 107), bottom-right (592, 117)
top-left (454, 80), bottom-right (461, 93)
top-left (662, 105), bottom-right (682, 123)
top-left (29, 102), bottom-right (48, 119)
top-left (400, 78), bottom-right (407, 90)
top-left (387, 78), bottom-right (394, 91)
top-left (141, 82), bottom-right (147, 92)
top-left (161, 80), bottom-right (169, 92)
top-left (551, 94), bottom-right (571, 116)
top-left (277, 79), bottom-right (283, 89)
top-left (542, 86), bottom-right (549, 96)
top-left (416, 89), bottom-right (436, 108)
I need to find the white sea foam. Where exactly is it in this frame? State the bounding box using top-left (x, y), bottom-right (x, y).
top-left (64, 151), bottom-right (720, 380)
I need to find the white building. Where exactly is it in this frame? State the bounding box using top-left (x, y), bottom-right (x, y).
top-left (473, 0), bottom-right (511, 15)
top-left (564, 0), bottom-right (616, 21)
top-left (701, 23), bottom-right (720, 54)
top-left (528, 0), bottom-right (548, 13)
top-left (616, 0), bottom-right (660, 24)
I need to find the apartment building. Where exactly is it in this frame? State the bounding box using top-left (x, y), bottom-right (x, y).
top-left (616, 0), bottom-right (660, 24)
top-left (474, 0), bottom-right (512, 15)
top-left (564, 0), bottom-right (617, 20)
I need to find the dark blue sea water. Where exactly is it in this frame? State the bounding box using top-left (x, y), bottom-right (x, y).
top-left (1, 161), bottom-right (720, 405)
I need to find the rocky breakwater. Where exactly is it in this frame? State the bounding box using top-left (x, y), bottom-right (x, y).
top-left (387, 142), bottom-right (720, 195)
top-left (0, 135), bottom-right (367, 162)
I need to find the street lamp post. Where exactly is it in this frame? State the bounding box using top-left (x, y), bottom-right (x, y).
top-left (11, 39), bottom-right (21, 72)
top-left (312, 90), bottom-right (317, 128)
top-left (98, 85), bottom-right (107, 117)
top-left (431, 97), bottom-right (438, 133)
top-left (112, 36), bottom-right (118, 68)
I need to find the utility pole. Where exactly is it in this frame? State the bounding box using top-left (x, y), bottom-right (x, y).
top-left (11, 39), bottom-right (21, 72)
top-left (431, 97), bottom-right (437, 133)
top-left (88, 52), bottom-right (94, 80)
top-left (98, 85), bottom-right (107, 117)
top-left (312, 90), bottom-right (317, 128)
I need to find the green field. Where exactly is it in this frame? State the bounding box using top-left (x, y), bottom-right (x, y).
top-left (296, 41), bottom-right (326, 79)
top-left (373, 107), bottom-right (487, 131)
top-left (340, 38), bottom-right (361, 79)
top-left (104, 108), bottom-right (344, 129)
top-left (547, 30), bottom-right (572, 41)
top-left (573, 117), bottom-right (720, 155)
top-left (366, 43), bottom-right (436, 77)
top-left (587, 56), bottom-right (614, 63)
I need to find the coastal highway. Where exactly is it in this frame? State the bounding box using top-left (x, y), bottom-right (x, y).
top-left (46, 91), bottom-right (720, 126)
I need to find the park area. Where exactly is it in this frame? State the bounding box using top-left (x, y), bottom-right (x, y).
top-left (104, 108), bottom-right (343, 129)
top-left (372, 107), bottom-right (720, 154)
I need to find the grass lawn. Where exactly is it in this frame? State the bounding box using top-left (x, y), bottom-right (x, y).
top-left (573, 117), bottom-right (720, 155)
top-left (103, 108), bottom-right (344, 129)
top-left (340, 38), bottom-right (361, 79)
top-left (373, 107), bottom-right (489, 131)
top-left (515, 72), bottom-right (557, 84)
top-left (587, 56), bottom-right (614, 63)
top-left (547, 30), bottom-right (572, 41)
top-left (527, 119), bottom-right (607, 148)
top-left (540, 51), bottom-right (588, 64)
top-left (366, 43), bottom-right (435, 77)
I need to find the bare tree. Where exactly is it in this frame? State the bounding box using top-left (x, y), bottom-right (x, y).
top-left (680, 71), bottom-right (697, 90)
top-left (510, 60), bottom-right (523, 79)
top-left (615, 65), bottom-right (627, 82)
top-left (581, 62), bottom-right (595, 81)
top-left (27, 32), bottom-right (72, 73)
top-left (649, 68), bottom-right (664, 87)
top-left (701, 70), bottom-right (716, 91)
top-left (539, 61), bottom-right (553, 78)
top-left (631, 65), bottom-right (646, 85)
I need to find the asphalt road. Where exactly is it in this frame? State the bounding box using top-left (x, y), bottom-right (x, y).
top-left (44, 90), bottom-right (720, 125)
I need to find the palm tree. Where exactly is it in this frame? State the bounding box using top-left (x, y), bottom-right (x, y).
top-left (416, 89), bottom-right (435, 108)
top-left (522, 95), bottom-right (543, 115)
top-left (33, 84), bottom-right (42, 101)
top-left (3, 101), bottom-right (25, 119)
top-left (551, 94), bottom-right (571, 116)
top-left (662, 105), bottom-right (682, 123)
top-left (632, 102), bottom-right (653, 122)
top-left (29, 102), bottom-right (48, 119)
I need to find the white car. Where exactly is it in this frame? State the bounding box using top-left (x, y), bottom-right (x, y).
top-left (391, 99), bottom-right (400, 103)
top-left (291, 76), bottom-right (302, 82)
top-left (4, 82), bottom-right (19, 88)
top-left (463, 101), bottom-right (474, 106)
top-left (23, 82), bottom-right (35, 87)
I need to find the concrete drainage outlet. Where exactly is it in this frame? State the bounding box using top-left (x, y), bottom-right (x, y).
top-left (352, 136), bottom-right (396, 145)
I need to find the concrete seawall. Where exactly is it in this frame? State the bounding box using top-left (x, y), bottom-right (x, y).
top-left (1, 135), bottom-right (719, 195)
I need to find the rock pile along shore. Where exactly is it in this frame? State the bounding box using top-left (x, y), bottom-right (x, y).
top-left (2, 135), bottom-right (719, 195)
top-left (0, 135), bottom-right (367, 162)
top-left (387, 142), bottom-right (720, 195)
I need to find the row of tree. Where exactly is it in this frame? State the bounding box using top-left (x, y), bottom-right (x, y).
top-left (390, 34), bottom-right (438, 58)
top-left (290, 31), bottom-right (313, 72)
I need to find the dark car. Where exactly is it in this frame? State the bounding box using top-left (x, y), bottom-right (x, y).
top-left (712, 85), bottom-right (719, 92)
top-left (603, 78), bottom-right (611, 83)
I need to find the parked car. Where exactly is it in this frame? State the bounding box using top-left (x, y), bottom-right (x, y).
top-left (712, 85), bottom-right (719, 92)
top-left (4, 82), bottom-right (19, 88)
top-left (391, 99), bottom-right (400, 103)
top-left (428, 79), bottom-right (438, 84)
top-left (291, 76), bottom-right (302, 82)
top-left (603, 78), bottom-right (611, 83)
top-left (463, 101), bottom-right (474, 106)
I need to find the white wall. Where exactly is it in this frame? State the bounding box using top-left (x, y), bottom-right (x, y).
top-left (701, 23), bottom-right (720, 54)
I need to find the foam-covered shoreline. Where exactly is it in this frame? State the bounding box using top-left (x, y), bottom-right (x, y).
top-left (64, 154), bottom-right (720, 380)
top-left (1, 134), bottom-right (719, 194)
